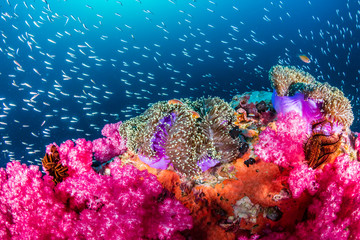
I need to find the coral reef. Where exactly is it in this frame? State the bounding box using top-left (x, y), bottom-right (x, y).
top-left (114, 81), bottom-right (359, 239)
top-left (117, 93), bottom-right (312, 239)
top-left (270, 65), bottom-right (353, 170)
top-left (2, 66), bottom-right (360, 240)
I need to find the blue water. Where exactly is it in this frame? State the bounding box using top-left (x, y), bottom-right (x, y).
top-left (0, 0), bottom-right (359, 167)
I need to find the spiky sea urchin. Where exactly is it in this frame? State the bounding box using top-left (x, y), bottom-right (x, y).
top-left (119, 97), bottom-right (240, 175)
top-left (269, 65), bottom-right (354, 128)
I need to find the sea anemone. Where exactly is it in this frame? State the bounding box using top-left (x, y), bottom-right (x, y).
top-left (269, 65), bottom-right (354, 128)
top-left (269, 65), bottom-right (315, 97)
top-left (119, 97), bottom-right (241, 175)
top-left (198, 98), bottom-right (240, 164)
top-left (164, 108), bottom-right (201, 175)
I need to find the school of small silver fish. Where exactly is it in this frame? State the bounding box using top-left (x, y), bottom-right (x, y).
top-left (0, 0), bottom-right (359, 167)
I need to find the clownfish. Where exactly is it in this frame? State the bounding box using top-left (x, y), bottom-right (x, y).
top-left (190, 110), bottom-right (200, 119)
top-left (168, 99), bottom-right (200, 119)
top-left (168, 99), bottom-right (184, 105)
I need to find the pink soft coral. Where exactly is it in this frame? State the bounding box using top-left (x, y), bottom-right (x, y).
top-left (291, 154), bottom-right (360, 240)
top-left (254, 111), bottom-right (308, 168)
top-left (254, 111), bottom-right (317, 198)
top-left (92, 121), bottom-right (127, 163)
top-left (0, 161), bottom-right (76, 239)
top-left (288, 164), bottom-right (318, 198)
top-left (60, 156), bottom-right (192, 239)
top-left (57, 139), bottom-right (94, 177)
top-left (46, 122), bottom-right (127, 179)
top-left (0, 157), bottom-right (192, 239)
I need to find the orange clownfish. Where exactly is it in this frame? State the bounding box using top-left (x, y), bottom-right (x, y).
top-left (168, 99), bottom-right (184, 105)
top-left (190, 110), bottom-right (200, 119)
top-left (298, 54), bottom-right (311, 64)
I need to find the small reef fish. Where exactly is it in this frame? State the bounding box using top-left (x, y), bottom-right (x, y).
top-left (168, 99), bottom-right (184, 105)
top-left (168, 99), bottom-right (199, 118)
top-left (299, 54), bottom-right (311, 63)
top-left (190, 110), bottom-right (200, 119)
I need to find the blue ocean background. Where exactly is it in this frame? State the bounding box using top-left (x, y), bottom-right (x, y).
top-left (0, 0), bottom-right (359, 167)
